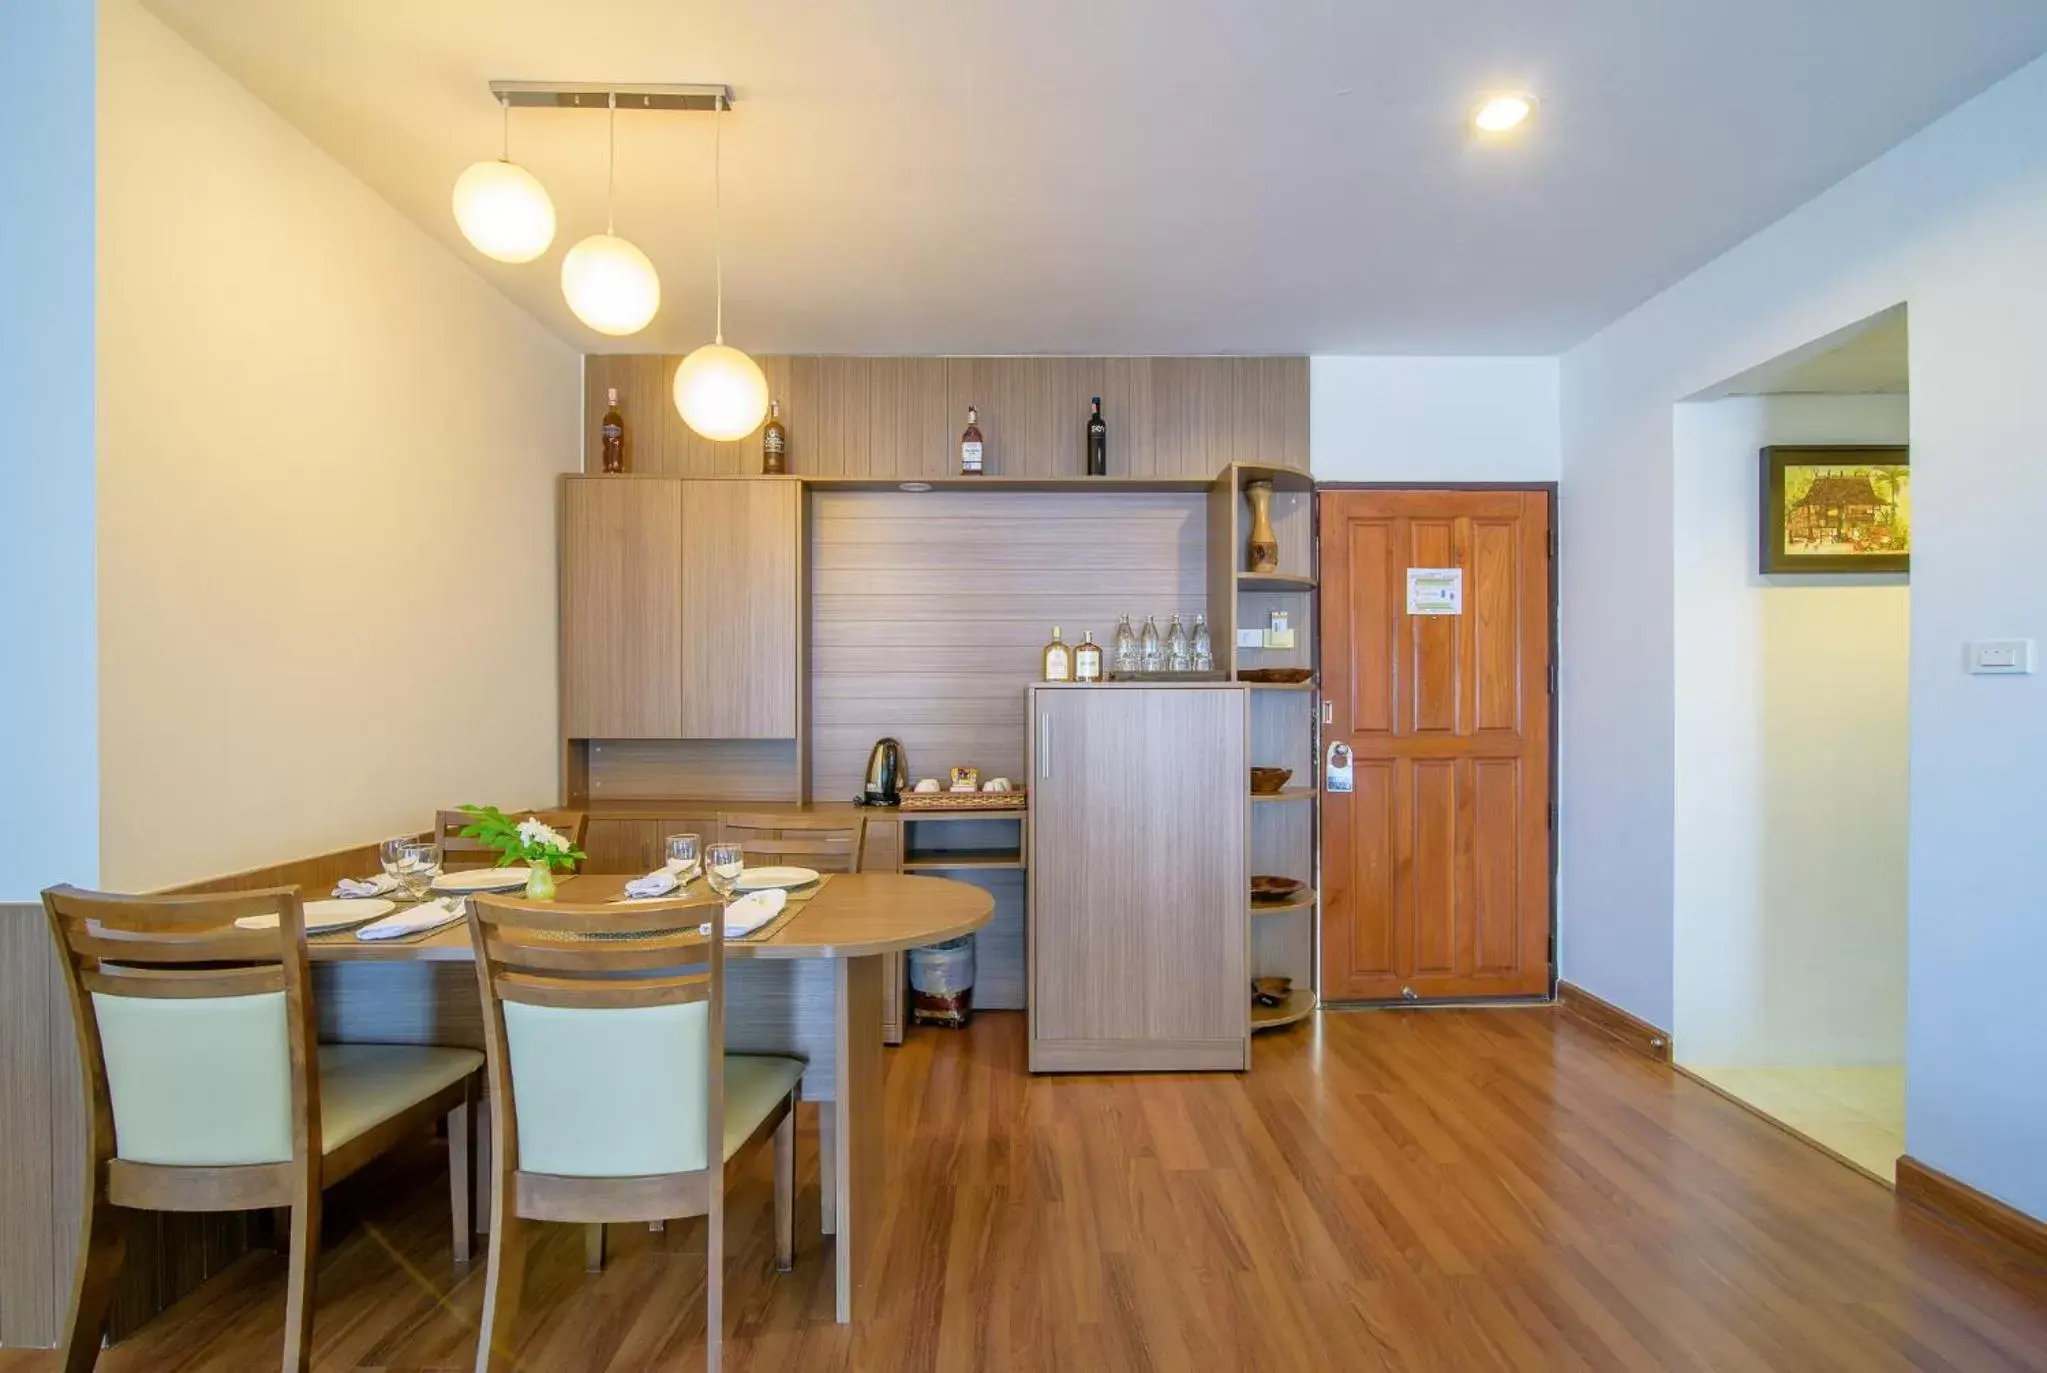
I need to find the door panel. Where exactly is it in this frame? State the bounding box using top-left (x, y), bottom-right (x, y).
top-left (678, 480), bottom-right (800, 738)
top-left (560, 478), bottom-right (685, 739)
top-left (1320, 490), bottom-right (1553, 1002)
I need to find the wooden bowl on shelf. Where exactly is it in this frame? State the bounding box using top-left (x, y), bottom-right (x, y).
top-left (1238, 667), bottom-right (1315, 685)
top-left (1249, 767), bottom-right (1293, 795)
top-left (1250, 875), bottom-right (1305, 901)
top-left (1252, 976), bottom-right (1293, 1007)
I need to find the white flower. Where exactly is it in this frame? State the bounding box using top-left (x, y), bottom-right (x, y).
top-left (517, 818), bottom-right (569, 852)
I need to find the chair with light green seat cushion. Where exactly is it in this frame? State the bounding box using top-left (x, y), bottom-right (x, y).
top-left (44, 881), bottom-right (489, 1373)
top-left (501, 998), bottom-right (802, 1177)
top-left (92, 993), bottom-right (483, 1168)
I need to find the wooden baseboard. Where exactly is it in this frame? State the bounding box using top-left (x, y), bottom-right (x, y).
top-left (1555, 981), bottom-right (1672, 1063)
top-left (1896, 1156), bottom-right (2047, 1267)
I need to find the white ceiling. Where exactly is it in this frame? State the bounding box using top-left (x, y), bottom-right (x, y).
top-left (144, 0), bottom-right (2047, 356)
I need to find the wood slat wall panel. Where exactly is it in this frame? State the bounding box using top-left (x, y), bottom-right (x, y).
top-left (584, 357), bottom-right (1309, 480)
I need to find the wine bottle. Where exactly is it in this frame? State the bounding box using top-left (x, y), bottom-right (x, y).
top-left (600, 387), bottom-right (626, 474)
top-left (1041, 626), bottom-right (1073, 682)
top-left (1086, 396), bottom-right (1107, 477)
top-left (960, 406), bottom-right (984, 476)
top-left (762, 399), bottom-right (787, 475)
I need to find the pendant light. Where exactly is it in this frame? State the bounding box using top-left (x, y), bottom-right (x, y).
top-left (452, 96), bottom-right (556, 263)
top-left (561, 94), bottom-right (660, 337)
top-left (675, 101), bottom-right (768, 441)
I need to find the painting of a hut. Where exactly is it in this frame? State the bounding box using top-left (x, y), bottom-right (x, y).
top-left (1760, 446), bottom-right (1910, 574)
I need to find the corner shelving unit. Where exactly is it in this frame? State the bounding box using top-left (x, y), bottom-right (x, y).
top-left (1209, 464), bottom-right (1319, 1044)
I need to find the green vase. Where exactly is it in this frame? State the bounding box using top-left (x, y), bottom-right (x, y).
top-left (525, 860), bottom-right (557, 901)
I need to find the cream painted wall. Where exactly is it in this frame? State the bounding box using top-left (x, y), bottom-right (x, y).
top-left (1560, 52), bottom-right (2047, 1216)
top-left (1673, 394), bottom-right (1909, 1070)
top-left (96, 0), bottom-right (582, 890)
top-left (1310, 356), bottom-right (1559, 482)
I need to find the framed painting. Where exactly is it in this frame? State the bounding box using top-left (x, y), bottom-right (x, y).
top-left (1759, 445), bottom-right (1910, 575)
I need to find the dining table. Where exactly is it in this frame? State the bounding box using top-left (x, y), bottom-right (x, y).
top-left (307, 870), bottom-right (994, 1323)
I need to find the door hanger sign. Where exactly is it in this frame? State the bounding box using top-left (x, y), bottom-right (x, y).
top-left (1325, 741), bottom-right (1354, 794)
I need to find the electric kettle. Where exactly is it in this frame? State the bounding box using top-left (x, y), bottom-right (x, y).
top-left (861, 737), bottom-right (907, 806)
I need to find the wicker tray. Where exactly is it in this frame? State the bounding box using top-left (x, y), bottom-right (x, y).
top-left (898, 790), bottom-right (1028, 812)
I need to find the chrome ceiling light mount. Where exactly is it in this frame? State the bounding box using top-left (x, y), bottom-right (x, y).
top-left (488, 81), bottom-right (733, 113)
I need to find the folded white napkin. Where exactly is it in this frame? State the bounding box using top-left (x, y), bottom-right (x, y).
top-left (333, 873), bottom-right (401, 898)
top-left (701, 888), bottom-right (787, 939)
top-left (356, 897), bottom-right (467, 942)
top-left (623, 868), bottom-right (681, 900)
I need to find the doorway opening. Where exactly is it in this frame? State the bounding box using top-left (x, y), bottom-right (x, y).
top-left (1672, 305), bottom-right (1910, 1182)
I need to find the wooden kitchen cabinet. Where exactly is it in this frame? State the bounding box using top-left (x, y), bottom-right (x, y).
top-left (560, 477), bottom-right (685, 739)
top-left (679, 478), bottom-right (800, 738)
top-left (1026, 684), bottom-right (1249, 1072)
top-left (560, 476), bottom-right (801, 742)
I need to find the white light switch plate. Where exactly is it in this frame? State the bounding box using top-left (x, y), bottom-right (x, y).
top-left (1236, 628), bottom-right (1264, 649)
top-left (1968, 640), bottom-right (2035, 675)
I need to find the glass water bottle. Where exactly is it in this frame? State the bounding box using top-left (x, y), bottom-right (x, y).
top-left (1166, 614), bottom-right (1191, 672)
top-left (1139, 615), bottom-right (1164, 673)
top-left (1191, 613), bottom-right (1214, 672)
top-left (1111, 614), bottom-right (1139, 676)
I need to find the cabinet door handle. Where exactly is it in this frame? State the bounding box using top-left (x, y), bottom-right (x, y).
top-left (1038, 714), bottom-right (1053, 779)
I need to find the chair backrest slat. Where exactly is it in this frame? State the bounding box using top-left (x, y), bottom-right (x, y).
top-left (438, 809), bottom-right (590, 871)
top-left (717, 811), bottom-right (868, 874)
top-left (42, 884), bottom-right (320, 1172)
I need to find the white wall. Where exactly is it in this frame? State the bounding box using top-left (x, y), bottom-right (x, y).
top-left (95, 0), bottom-right (582, 890)
top-left (1673, 394), bottom-right (1909, 1069)
top-left (2, 1), bottom-right (99, 899)
top-left (1311, 356), bottom-right (1559, 482)
top-left (1561, 54), bottom-right (2047, 1216)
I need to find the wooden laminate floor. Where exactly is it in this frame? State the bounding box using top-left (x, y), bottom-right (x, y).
top-left (7, 1009), bottom-right (2045, 1372)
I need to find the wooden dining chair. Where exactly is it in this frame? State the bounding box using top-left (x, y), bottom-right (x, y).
top-left (41, 884), bottom-right (485, 1373)
top-left (716, 810), bottom-right (869, 874)
top-left (466, 892), bottom-right (802, 1373)
top-left (437, 809), bottom-right (590, 871)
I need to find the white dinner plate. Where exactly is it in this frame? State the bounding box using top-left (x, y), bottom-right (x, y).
top-left (432, 867), bottom-right (532, 894)
top-left (236, 898), bottom-right (395, 933)
top-left (733, 865), bottom-right (821, 892)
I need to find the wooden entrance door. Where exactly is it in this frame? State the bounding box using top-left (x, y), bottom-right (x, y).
top-left (1319, 490), bottom-right (1553, 1002)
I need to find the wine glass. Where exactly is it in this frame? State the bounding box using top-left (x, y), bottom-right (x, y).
top-left (706, 842), bottom-right (745, 901)
top-left (382, 837), bottom-right (441, 901)
top-left (665, 833), bottom-right (701, 882)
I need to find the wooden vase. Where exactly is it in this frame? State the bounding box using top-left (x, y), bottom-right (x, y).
top-left (1245, 480), bottom-right (1279, 573)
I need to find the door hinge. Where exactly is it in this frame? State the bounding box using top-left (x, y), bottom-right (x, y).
top-left (1548, 661), bottom-right (1558, 695)
top-left (1547, 527), bottom-right (1556, 560)
top-left (1549, 799), bottom-right (1558, 829)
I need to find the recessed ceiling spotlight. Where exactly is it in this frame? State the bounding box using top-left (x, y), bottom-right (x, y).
top-left (1473, 93), bottom-right (1536, 133)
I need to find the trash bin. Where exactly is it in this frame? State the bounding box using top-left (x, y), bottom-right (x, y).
top-left (909, 935), bottom-right (975, 1028)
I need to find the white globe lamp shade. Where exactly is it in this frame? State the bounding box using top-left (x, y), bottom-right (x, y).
top-left (674, 343), bottom-right (770, 441)
top-left (560, 234), bottom-right (661, 336)
top-left (451, 159), bottom-right (556, 264)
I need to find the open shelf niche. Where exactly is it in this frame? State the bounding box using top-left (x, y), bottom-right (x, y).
top-left (1207, 464), bottom-right (1319, 1043)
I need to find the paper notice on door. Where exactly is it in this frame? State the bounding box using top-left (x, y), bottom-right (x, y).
top-left (1406, 567), bottom-right (1463, 616)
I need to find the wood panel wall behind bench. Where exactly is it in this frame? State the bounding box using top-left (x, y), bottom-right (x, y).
top-left (585, 356), bottom-right (1309, 479)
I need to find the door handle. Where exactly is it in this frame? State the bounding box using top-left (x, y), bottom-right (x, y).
top-left (1038, 714), bottom-right (1052, 779)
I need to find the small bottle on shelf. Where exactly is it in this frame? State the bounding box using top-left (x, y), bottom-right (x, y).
top-left (1139, 615), bottom-right (1163, 673)
top-left (960, 406), bottom-right (985, 476)
top-left (600, 387), bottom-right (626, 474)
top-left (1041, 625), bottom-right (1073, 682)
top-left (1085, 397), bottom-right (1107, 477)
top-left (1074, 631), bottom-right (1103, 682)
top-left (1191, 613), bottom-right (1214, 672)
top-left (1166, 614), bottom-right (1191, 672)
top-left (762, 399), bottom-right (787, 474)
top-left (1111, 614), bottom-right (1139, 676)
